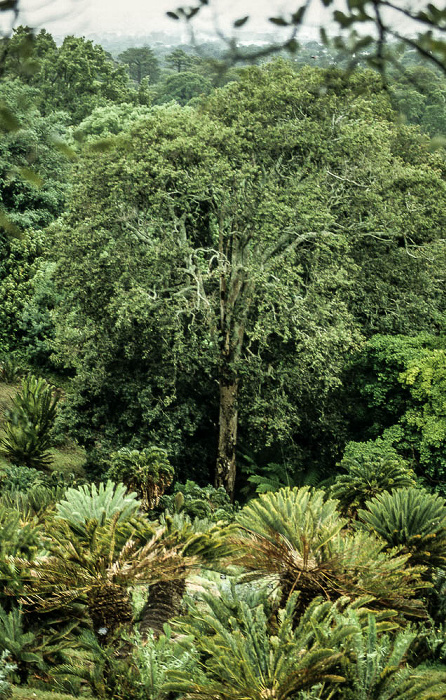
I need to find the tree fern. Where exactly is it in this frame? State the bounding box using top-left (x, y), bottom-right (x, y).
top-left (358, 487), bottom-right (446, 569)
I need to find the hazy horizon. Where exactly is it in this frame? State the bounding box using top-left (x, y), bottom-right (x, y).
top-left (3, 0), bottom-right (339, 41)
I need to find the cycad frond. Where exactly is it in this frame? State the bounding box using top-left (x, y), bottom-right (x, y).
top-left (18, 514), bottom-right (208, 639)
top-left (167, 588), bottom-right (347, 700)
top-left (358, 487), bottom-right (446, 569)
top-left (331, 455), bottom-right (415, 516)
top-left (231, 487), bottom-right (427, 620)
top-left (335, 610), bottom-right (446, 700)
top-left (55, 480), bottom-right (140, 529)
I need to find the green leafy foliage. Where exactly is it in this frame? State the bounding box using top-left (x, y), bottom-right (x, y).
top-left (344, 334), bottom-right (446, 490)
top-left (132, 626), bottom-right (201, 700)
top-left (118, 47), bottom-right (160, 85)
top-left (335, 611), bottom-right (446, 700)
top-left (0, 503), bottom-right (41, 607)
top-left (358, 487), bottom-right (446, 569)
top-left (3, 29), bottom-right (133, 124)
top-left (0, 355), bottom-right (22, 383)
top-left (0, 463), bottom-right (44, 492)
top-left (1, 374), bottom-right (59, 469)
top-left (158, 480), bottom-right (236, 522)
top-left (108, 447), bottom-right (173, 511)
top-left (52, 629), bottom-right (137, 699)
top-left (0, 605), bottom-right (45, 684)
top-left (0, 650), bottom-right (15, 700)
top-left (153, 71), bottom-right (212, 105)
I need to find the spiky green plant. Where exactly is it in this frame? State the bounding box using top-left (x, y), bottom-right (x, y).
top-left (1, 374), bottom-right (59, 469)
top-left (18, 512), bottom-right (213, 642)
top-left (167, 586), bottom-right (351, 700)
top-left (331, 455), bottom-right (416, 516)
top-left (132, 626), bottom-right (202, 700)
top-left (109, 447), bottom-right (174, 510)
top-left (333, 611), bottom-right (446, 700)
top-left (358, 487), bottom-right (446, 569)
top-left (0, 355), bottom-right (22, 384)
top-left (53, 629), bottom-right (138, 699)
top-left (0, 605), bottom-right (45, 685)
top-left (55, 479), bottom-right (140, 530)
top-left (232, 487), bottom-right (427, 620)
top-left (0, 505), bottom-right (41, 606)
top-left (137, 512), bottom-right (231, 637)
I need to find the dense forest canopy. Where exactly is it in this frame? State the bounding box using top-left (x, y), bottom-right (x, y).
top-left (0, 11), bottom-right (446, 699)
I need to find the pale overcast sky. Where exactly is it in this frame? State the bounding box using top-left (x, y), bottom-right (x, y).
top-left (0, 0), bottom-right (421, 42)
top-left (3, 0), bottom-right (340, 39)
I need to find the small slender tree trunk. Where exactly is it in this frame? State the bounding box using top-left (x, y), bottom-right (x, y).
top-left (215, 373), bottom-right (239, 500)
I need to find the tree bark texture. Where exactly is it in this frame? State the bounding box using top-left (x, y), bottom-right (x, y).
top-left (137, 578), bottom-right (187, 638)
top-left (215, 375), bottom-right (239, 500)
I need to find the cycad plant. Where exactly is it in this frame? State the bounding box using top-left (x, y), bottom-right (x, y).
top-left (55, 479), bottom-right (140, 530)
top-left (0, 604), bottom-right (45, 685)
top-left (331, 454), bottom-right (415, 517)
top-left (1, 374), bottom-right (59, 470)
top-left (0, 603), bottom-right (78, 687)
top-left (358, 487), bottom-right (446, 569)
top-left (167, 585), bottom-right (350, 700)
top-left (334, 611), bottom-right (446, 700)
top-left (231, 487), bottom-right (427, 620)
top-left (53, 629), bottom-right (138, 700)
top-left (137, 512), bottom-right (231, 637)
top-left (0, 505), bottom-right (41, 607)
top-left (108, 447), bottom-right (174, 511)
top-left (20, 514), bottom-right (196, 642)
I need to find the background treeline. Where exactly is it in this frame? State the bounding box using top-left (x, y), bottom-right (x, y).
top-left (2, 27), bottom-right (446, 495)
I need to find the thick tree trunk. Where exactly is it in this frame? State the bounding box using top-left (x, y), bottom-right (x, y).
top-left (137, 579), bottom-right (186, 638)
top-left (215, 375), bottom-right (239, 500)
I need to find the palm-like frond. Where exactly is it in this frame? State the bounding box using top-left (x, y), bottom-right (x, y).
top-left (167, 590), bottom-right (348, 700)
top-left (331, 610), bottom-right (446, 700)
top-left (17, 513), bottom-right (224, 639)
top-left (55, 480), bottom-right (140, 530)
top-left (358, 487), bottom-right (446, 569)
top-left (231, 487), bottom-right (427, 619)
top-left (331, 456), bottom-right (415, 516)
